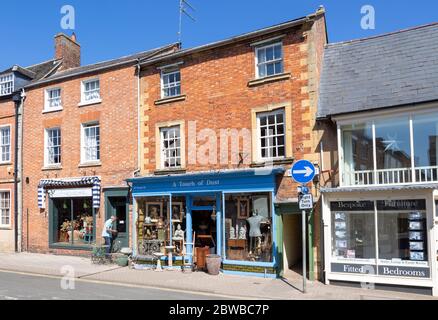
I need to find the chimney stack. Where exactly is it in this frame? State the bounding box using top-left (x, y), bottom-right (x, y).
top-left (55, 33), bottom-right (81, 71)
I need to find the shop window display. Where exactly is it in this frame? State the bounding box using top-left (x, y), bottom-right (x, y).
top-left (377, 200), bottom-right (428, 263)
top-left (330, 199), bottom-right (428, 264)
top-left (331, 201), bottom-right (376, 260)
top-left (225, 193), bottom-right (273, 262)
top-left (137, 197), bottom-right (186, 256)
top-left (52, 198), bottom-right (94, 246)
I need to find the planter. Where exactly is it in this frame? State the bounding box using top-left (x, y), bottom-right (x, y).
top-left (206, 254), bottom-right (222, 275)
top-left (115, 256), bottom-right (129, 267)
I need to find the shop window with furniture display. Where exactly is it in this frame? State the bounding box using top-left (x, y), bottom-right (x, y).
top-left (224, 193), bottom-right (273, 262)
top-left (51, 198), bottom-right (94, 247)
top-left (136, 197), bottom-right (186, 257)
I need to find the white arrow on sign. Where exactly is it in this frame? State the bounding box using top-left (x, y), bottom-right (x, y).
top-left (292, 166), bottom-right (314, 177)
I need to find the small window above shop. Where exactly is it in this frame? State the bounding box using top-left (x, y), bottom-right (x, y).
top-left (80, 79), bottom-right (101, 106)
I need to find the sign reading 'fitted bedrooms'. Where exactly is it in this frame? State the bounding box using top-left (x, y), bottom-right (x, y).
top-left (331, 263), bottom-right (430, 278)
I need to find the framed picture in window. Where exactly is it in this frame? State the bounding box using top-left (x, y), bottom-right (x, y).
top-left (336, 240), bottom-right (347, 249)
top-left (409, 211), bottom-right (423, 220)
top-left (410, 251), bottom-right (425, 261)
top-left (335, 221), bottom-right (346, 231)
top-left (409, 231), bottom-right (424, 241)
top-left (409, 221), bottom-right (423, 230)
top-left (410, 242), bottom-right (424, 251)
top-left (335, 212), bottom-right (346, 221)
top-left (169, 202), bottom-right (184, 222)
top-left (237, 198), bottom-right (250, 219)
top-left (146, 203), bottom-right (163, 222)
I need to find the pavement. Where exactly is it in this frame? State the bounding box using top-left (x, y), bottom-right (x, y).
top-left (0, 252), bottom-right (435, 300)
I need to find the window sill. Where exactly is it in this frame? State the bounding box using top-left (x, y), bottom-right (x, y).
top-left (154, 168), bottom-right (187, 176)
top-left (42, 165), bottom-right (63, 171)
top-left (0, 226), bottom-right (12, 231)
top-left (79, 162), bottom-right (102, 168)
top-left (250, 157), bottom-right (294, 168)
top-left (42, 107), bottom-right (63, 114)
top-left (78, 99), bottom-right (102, 107)
top-left (248, 73), bottom-right (291, 87)
top-left (0, 162), bottom-right (12, 166)
top-left (154, 95), bottom-right (186, 106)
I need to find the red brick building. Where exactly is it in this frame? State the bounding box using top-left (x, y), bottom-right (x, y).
top-left (21, 33), bottom-right (177, 254)
top-left (130, 8), bottom-right (327, 278)
top-left (0, 60), bottom-right (62, 252)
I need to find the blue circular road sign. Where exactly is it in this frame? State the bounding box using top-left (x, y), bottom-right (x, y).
top-left (291, 160), bottom-right (316, 184)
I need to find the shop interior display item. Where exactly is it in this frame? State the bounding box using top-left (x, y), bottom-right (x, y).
top-left (173, 224), bottom-right (185, 241)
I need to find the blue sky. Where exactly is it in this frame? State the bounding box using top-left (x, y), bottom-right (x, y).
top-left (0, 0), bottom-right (437, 70)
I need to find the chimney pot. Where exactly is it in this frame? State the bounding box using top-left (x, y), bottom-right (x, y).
top-left (55, 33), bottom-right (81, 71)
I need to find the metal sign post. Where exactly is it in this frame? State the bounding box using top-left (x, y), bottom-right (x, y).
top-left (292, 160), bottom-right (316, 295)
top-left (302, 208), bottom-right (307, 294)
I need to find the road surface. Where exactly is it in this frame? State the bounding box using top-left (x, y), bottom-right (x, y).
top-left (0, 271), bottom-right (229, 300)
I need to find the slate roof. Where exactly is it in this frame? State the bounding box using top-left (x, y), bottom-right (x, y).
top-left (25, 43), bottom-right (178, 88)
top-left (317, 22), bottom-right (438, 119)
top-left (0, 60), bottom-right (60, 81)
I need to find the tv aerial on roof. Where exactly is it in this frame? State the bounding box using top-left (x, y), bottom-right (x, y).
top-left (178, 0), bottom-right (196, 44)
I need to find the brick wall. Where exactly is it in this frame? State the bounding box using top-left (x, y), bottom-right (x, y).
top-left (22, 66), bottom-right (138, 253)
top-left (139, 13), bottom-right (327, 278)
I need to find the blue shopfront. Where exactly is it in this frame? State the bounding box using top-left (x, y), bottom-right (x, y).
top-left (128, 168), bottom-right (285, 278)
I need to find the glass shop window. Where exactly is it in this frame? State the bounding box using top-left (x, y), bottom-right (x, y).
top-left (136, 197), bottom-right (187, 256)
top-left (224, 193), bottom-right (273, 262)
top-left (52, 198), bottom-right (94, 247)
top-left (331, 201), bottom-right (376, 260)
top-left (377, 200), bottom-right (428, 263)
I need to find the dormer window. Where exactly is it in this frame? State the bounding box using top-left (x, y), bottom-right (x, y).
top-left (0, 74), bottom-right (14, 96)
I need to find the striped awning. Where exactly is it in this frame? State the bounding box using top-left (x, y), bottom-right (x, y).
top-left (38, 177), bottom-right (101, 209)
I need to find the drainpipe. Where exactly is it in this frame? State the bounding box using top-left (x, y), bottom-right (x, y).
top-left (135, 59), bottom-right (141, 177)
top-left (12, 89), bottom-right (25, 252)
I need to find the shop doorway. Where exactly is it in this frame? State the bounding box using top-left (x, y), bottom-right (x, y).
top-left (107, 196), bottom-right (129, 248)
top-left (192, 210), bottom-right (217, 251)
top-left (282, 214), bottom-right (303, 279)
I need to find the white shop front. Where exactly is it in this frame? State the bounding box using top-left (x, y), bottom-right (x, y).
top-left (321, 186), bottom-right (438, 294)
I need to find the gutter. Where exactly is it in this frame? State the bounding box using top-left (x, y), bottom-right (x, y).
top-left (135, 59), bottom-right (141, 177)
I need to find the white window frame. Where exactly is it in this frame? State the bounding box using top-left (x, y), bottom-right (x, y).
top-left (81, 122), bottom-right (100, 164)
top-left (0, 126), bottom-right (11, 164)
top-left (255, 42), bottom-right (284, 79)
top-left (0, 73), bottom-right (14, 96)
top-left (160, 125), bottom-right (182, 169)
top-left (161, 69), bottom-right (181, 99)
top-left (44, 128), bottom-right (62, 167)
top-left (256, 109), bottom-right (286, 161)
top-left (0, 190), bottom-right (11, 228)
top-left (44, 87), bottom-right (62, 112)
top-left (81, 79), bottom-right (101, 105)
